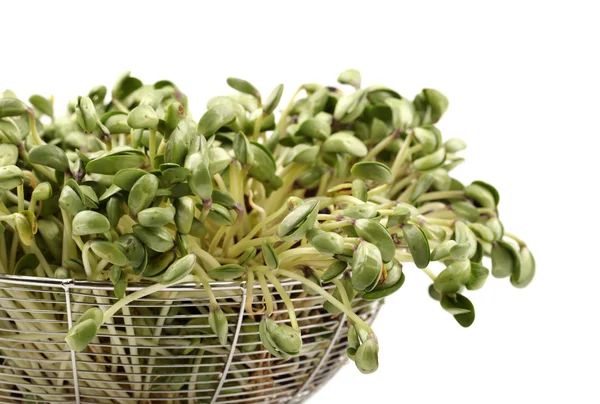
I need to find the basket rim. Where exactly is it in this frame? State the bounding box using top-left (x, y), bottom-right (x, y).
top-left (0, 273), bottom-right (303, 291)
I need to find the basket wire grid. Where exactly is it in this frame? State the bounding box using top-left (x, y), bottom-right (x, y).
top-left (0, 275), bottom-right (381, 404)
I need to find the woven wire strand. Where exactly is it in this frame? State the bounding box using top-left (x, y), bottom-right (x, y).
top-left (0, 275), bottom-right (380, 403)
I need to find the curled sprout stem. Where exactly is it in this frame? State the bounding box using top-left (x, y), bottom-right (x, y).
top-left (256, 270), bottom-right (274, 316)
top-left (262, 268), bottom-right (299, 330)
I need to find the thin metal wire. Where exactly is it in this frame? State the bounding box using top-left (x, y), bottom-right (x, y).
top-left (293, 312), bottom-right (347, 402)
top-left (64, 280), bottom-right (81, 404)
top-left (211, 284), bottom-right (247, 404)
top-left (0, 275), bottom-right (380, 403)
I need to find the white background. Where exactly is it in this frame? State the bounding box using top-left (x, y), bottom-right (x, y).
top-left (1, 1), bottom-right (599, 403)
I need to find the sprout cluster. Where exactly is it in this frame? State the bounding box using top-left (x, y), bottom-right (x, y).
top-left (0, 70), bottom-right (534, 376)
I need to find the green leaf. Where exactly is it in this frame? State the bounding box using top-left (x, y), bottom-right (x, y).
top-left (306, 228), bottom-right (345, 256)
top-left (351, 161), bottom-right (392, 184)
top-left (110, 266), bottom-right (127, 298)
top-left (207, 147), bottom-right (231, 175)
top-left (269, 324), bottom-right (302, 356)
top-left (14, 254), bottom-right (40, 275)
top-left (263, 84), bottom-right (284, 115)
top-left (106, 196), bottom-right (122, 228)
top-left (29, 144), bottom-right (70, 172)
top-left (334, 89), bottom-right (368, 123)
top-left (0, 117), bottom-right (22, 144)
top-left (76, 96), bottom-right (97, 132)
top-left (174, 197), bottom-right (195, 235)
top-left (238, 247), bottom-right (257, 265)
top-left (90, 240), bottom-right (128, 266)
top-left (277, 199), bottom-right (319, 240)
top-left (322, 131), bottom-right (368, 157)
top-left (32, 182), bottom-right (53, 201)
top-left (207, 264), bottom-right (245, 281)
top-left (491, 240), bottom-right (520, 278)
top-left (352, 179), bottom-right (368, 202)
top-left (133, 225), bottom-right (174, 253)
top-left (86, 154), bottom-right (146, 175)
top-left (207, 204), bottom-right (234, 226)
top-left (233, 132), bottom-right (253, 165)
top-left (197, 104), bottom-right (236, 136)
top-left (137, 206), bottom-right (176, 228)
top-left (101, 111), bottom-right (130, 134)
top-left (296, 118), bottom-right (330, 140)
top-left (187, 153), bottom-right (213, 201)
top-left (363, 269), bottom-right (405, 300)
top-left (454, 221), bottom-right (477, 259)
top-left (434, 260), bottom-right (471, 294)
top-left (464, 182), bottom-right (496, 209)
top-left (451, 200), bottom-right (480, 222)
top-left (412, 148), bottom-right (446, 171)
top-left (413, 127), bottom-right (439, 154)
top-left (402, 223), bottom-right (430, 269)
top-left (321, 260), bottom-right (347, 283)
top-left (445, 138), bottom-right (467, 153)
top-left (114, 168), bottom-right (148, 192)
top-left (128, 174), bottom-right (159, 217)
top-left (431, 240), bottom-right (457, 261)
top-left (72, 211), bottom-right (110, 236)
top-left (354, 336), bottom-right (379, 374)
top-left (440, 293), bottom-right (475, 327)
top-left (385, 98), bottom-right (415, 129)
top-left (352, 242), bottom-right (383, 292)
top-left (469, 223), bottom-right (495, 242)
top-left (37, 219), bottom-right (62, 260)
top-left (343, 204), bottom-right (378, 219)
top-left (226, 77), bottom-right (260, 98)
top-left (466, 262), bottom-right (490, 290)
top-left (59, 186), bottom-right (85, 216)
top-left (337, 69), bottom-right (361, 88)
top-left (29, 95), bottom-right (53, 117)
top-left (354, 219), bottom-right (395, 263)
top-left (486, 217), bottom-right (504, 241)
top-left (209, 307), bottom-right (229, 346)
top-left (0, 98), bottom-right (27, 118)
top-left (127, 104), bottom-right (158, 129)
top-left (262, 242), bottom-right (279, 269)
top-left (143, 250), bottom-right (175, 278)
top-left (511, 247), bottom-right (535, 288)
top-left (161, 254), bottom-right (196, 284)
top-left (114, 234), bottom-right (146, 269)
top-left (0, 165), bottom-right (24, 190)
top-left (112, 72), bottom-right (142, 101)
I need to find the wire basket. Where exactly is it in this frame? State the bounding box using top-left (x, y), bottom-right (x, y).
top-left (0, 274), bottom-right (381, 404)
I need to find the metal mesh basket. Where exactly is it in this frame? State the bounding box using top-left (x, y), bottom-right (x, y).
top-left (0, 275), bottom-right (380, 404)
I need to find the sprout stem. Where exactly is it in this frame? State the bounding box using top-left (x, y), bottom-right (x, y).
top-left (391, 131), bottom-right (414, 180)
top-left (262, 269), bottom-right (299, 330)
top-left (332, 279), bottom-right (352, 309)
top-left (82, 241), bottom-right (93, 279)
top-left (102, 275), bottom-right (198, 324)
top-left (421, 267), bottom-right (437, 281)
top-left (319, 219), bottom-right (354, 231)
top-left (365, 130), bottom-right (399, 160)
top-left (504, 232), bottom-right (527, 248)
top-left (416, 190), bottom-right (465, 203)
top-left (149, 129), bottom-right (157, 169)
top-left (277, 269), bottom-right (373, 334)
top-left (256, 270), bottom-right (274, 316)
top-left (27, 112), bottom-right (44, 146)
top-left (0, 233), bottom-right (7, 272)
